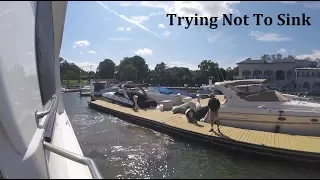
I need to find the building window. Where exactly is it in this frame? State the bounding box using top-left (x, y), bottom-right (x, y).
top-left (302, 72), bottom-right (305, 77)
top-left (297, 72), bottom-right (300, 77)
top-left (306, 71), bottom-right (310, 77)
top-left (35, 1), bottom-right (56, 105)
top-left (317, 72), bottom-right (320, 78)
top-left (287, 70), bottom-right (292, 79)
top-left (312, 72), bottom-right (315, 77)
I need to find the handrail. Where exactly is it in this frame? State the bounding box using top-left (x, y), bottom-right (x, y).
top-left (44, 95), bottom-right (59, 142)
top-left (43, 141), bottom-right (103, 179)
top-left (35, 94), bottom-right (57, 124)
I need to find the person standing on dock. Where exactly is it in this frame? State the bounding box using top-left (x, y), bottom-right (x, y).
top-left (205, 94), bottom-right (221, 133)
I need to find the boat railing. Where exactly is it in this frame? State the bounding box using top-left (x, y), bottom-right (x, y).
top-left (36, 93), bottom-right (103, 179)
top-left (43, 141), bottom-right (103, 179)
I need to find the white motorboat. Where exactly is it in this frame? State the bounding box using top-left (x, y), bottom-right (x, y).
top-left (102, 84), bottom-right (158, 109)
top-left (93, 81), bottom-right (119, 96)
top-left (0, 1), bottom-right (102, 178)
top-left (204, 79), bottom-right (320, 136)
top-left (80, 85), bottom-right (91, 96)
top-left (143, 87), bottom-right (189, 105)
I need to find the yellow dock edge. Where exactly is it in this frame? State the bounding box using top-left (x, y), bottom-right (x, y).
top-left (88, 100), bottom-right (320, 163)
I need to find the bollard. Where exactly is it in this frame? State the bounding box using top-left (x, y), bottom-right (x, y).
top-left (196, 94), bottom-right (201, 103)
top-left (176, 93), bottom-right (182, 105)
top-left (133, 95), bottom-right (139, 111)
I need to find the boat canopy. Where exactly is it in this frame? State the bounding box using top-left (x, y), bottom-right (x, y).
top-left (241, 90), bottom-right (289, 102)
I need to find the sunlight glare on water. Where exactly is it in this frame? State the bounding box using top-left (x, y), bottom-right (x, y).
top-left (63, 92), bottom-right (320, 179)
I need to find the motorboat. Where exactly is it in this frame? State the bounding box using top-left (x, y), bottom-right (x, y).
top-left (102, 84), bottom-right (158, 109)
top-left (93, 81), bottom-right (119, 96)
top-left (143, 86), bottom-right (191, 105)
top-left (0, 1), bottom-right (102, 178)
top-left (203, 79), bottom-right (320, 136)
top-left (80, 85), bottom-right (91, 96)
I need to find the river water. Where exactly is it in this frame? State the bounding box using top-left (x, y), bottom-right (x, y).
top-left (63, 92), bottom-right (320, 179)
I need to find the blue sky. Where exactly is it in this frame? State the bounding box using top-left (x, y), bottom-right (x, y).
top-left (60, 1), bottom-right (320, 71)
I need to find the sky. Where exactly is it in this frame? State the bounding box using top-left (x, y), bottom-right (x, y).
top-left (60, 1), bottom-right (320, 72)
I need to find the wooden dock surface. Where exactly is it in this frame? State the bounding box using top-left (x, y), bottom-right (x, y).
top-left (89, 99), bottom-right (320, 163)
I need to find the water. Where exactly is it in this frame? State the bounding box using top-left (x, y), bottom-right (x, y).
top-left (63, 92), bottom-right (320, 179)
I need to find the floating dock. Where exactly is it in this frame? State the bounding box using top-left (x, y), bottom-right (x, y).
top-left (88, 99), bottom-right (320, 163)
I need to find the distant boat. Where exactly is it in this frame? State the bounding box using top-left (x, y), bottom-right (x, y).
top-left (80, 85), bottom-right (91, 96)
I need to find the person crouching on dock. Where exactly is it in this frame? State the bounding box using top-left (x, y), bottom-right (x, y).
top-left (201, 94), bottom-right (221, 133)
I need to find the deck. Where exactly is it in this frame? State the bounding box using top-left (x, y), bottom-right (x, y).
top-left (88, 98), bottom-right (320, 163)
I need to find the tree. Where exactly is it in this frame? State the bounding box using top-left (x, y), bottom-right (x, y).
top-left (261, 54), bottom-right (270, 61)
top-left (271, 54), bottom-right (276, 60)
top-left (275, 53), bottom-right (282, 60)
top-left (198, 60), bottom-right (221, 82)
top-left (96, 59), bottom-right (115, 79)
top-left (119, 64), bottom-right (137, 81)
top-left (118, 56), bottom-right (149, 82)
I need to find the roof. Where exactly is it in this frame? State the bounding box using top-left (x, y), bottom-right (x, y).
top-left (215, 79), bottom-right (268, 86)
top-left (237, 59), bottom-right (296, 65)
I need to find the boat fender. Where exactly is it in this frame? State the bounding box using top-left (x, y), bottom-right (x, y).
top-left (274, 125), bottom-right (280, 133)
top-left (185, 108), bottom-right (196, 123)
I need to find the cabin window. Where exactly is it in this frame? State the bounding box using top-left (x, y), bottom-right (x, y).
top-left (35, 1), bottom-right (56, 105)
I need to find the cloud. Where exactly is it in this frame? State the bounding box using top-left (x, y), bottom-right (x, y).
top-left (279, 1), bottom-right (297, 4)
top-left (134, 48), bottom-right (153, 56)
top-left (249, 31), bottom-right (292, 42)
top-left (73, 40), bottom-right (90, 48)
top-left (130, 16), bottom-right (149, 24)
top-left (108, 37), bottom-right (132, 41)
top-left (207, 32), bottom-right (234, 44)
top-left (73, 62), bottom-right (99, 72)
top-left (276, 48), bottom-right (287, 54)
top-left (162, 31), bottom-right (171, 37)
top-left (296, 50), bottom-right (320, 60)
top-left (88, 50), bottom-right (96, 54)
top-left (158, 24), bottom-right (166, 29)
top-left (168, 61), bottom-right (198, 70)
top-left (304, 2), bottom-right (320, 9)
top-left (149, 12), bottom-right (164, 16)
top-left (140, 1), bottom-right (240, 18)
top-left (117, 26), bottom-right (131, 31)
top-left (120, 2), bottom-right (133, 7)
top-left (80, 52), bottom-right (83, 55)
top-left (97, 1), bottom-right (160, 38)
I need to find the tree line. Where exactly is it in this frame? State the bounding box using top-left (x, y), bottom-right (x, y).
top-left (94, 56), bottom-right (239, 86)
top-left (60, 53), bottom-right (315, 86)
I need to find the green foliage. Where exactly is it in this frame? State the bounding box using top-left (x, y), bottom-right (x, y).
top-left (60, 56), bottom-right (240, 87)
top-left (96, 59), bottom-right (115, 79)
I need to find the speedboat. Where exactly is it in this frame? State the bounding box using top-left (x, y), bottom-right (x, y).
top-left (93, 81), bottom-right (119, 96)
top-left (143, 87), bottom-right (190, 105)
top-left (80, 85), bottom-right (91, 96)
top-left (0, 1), bottom-right (102, 178)
top-left (102, 84), bottom-right (158, 109)
top-left (204, 79), bottom-right (320, 136)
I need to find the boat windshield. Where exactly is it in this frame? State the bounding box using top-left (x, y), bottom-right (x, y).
top-left (228, 84), bottom-right (289, 102)
top-left (94, 82), bottom-right (105, 92)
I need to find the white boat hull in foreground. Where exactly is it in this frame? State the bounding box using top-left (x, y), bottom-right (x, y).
top-left (0, 2), bottom-right (101, 178)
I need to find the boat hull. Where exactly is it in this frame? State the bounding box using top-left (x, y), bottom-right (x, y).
top-left (206, 108), bottom-right (320, 136)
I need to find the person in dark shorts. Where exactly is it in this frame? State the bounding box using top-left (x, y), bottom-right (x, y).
top-left (207, 94), bottom-right (221, 133)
